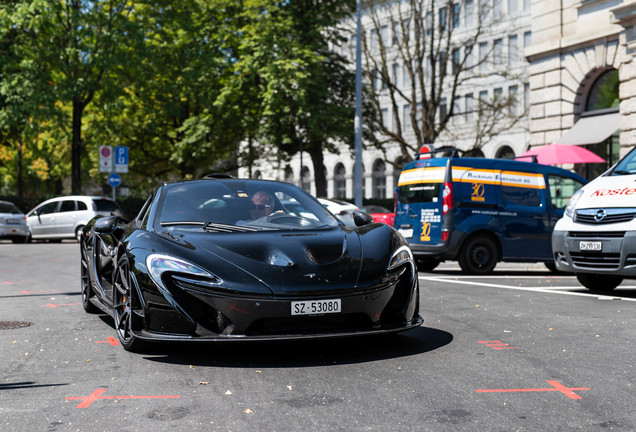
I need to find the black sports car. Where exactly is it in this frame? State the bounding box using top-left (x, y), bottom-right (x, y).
top-left (80, 177), bottom-right (422, 351)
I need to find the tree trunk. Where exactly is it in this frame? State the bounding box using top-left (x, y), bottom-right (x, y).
top-left (308, 145), bottom-right (327, 197)
top-left (71, 99), bottom-right (84, 194)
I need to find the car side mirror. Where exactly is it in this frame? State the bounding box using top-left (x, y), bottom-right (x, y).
top-left (94, 215), bottom-right (119, 233)
top-left (353, 211), bottom-right (374, 227)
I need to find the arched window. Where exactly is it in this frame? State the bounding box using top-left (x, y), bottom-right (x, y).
top-left (253, 170), bottom-right (262, 180)
top-left (301, 166), bottom-right (311, 193)
top-left (372, 159), bottom-right (386, 198)
top-left (333, 163), bottom-right (347, 198)
top-left (464, 149), bottom-right (485, 158)
top-left (284, 167), bottom-right (294, 184)
top-left (495, 146), bottom-right (515, 159)
top-left (586, 69), bottom-right (619, 111)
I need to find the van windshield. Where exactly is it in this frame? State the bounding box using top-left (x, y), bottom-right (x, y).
top-left (398, 184), bottom-right (440, 203)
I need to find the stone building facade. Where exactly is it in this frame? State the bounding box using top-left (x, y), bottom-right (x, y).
top-left (239, 0), bottom-right (636, 199)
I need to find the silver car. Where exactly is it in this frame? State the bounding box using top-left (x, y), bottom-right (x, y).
top-left (26, 196), bottom-right (123, 242)
top-left (0, 201), bottom-right (30, 243)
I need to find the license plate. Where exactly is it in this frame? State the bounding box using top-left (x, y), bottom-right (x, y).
top-left (398, 229), bottom-right (413, 239)
top-left (579, 241), bottom-right (602, 251)
top-left (291, 299), bottom-right (341, 316)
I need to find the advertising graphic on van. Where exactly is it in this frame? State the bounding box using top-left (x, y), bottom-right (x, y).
top-left (394, 155), bottom-right (587, 274)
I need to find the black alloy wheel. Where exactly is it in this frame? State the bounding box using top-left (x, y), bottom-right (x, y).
top-left (458, 235), bottom-right (498, 275)
top-left (80, 242), bottom-right (99, 314)
top-left (113, 254), bottom-right (144, 352)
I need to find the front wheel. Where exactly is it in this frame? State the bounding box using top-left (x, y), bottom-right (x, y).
top-left (576, 273), bottom-right (623, 292)
top-left (458, 235), bottom-right (498, 275)
top-left (113, 254), bottom-right (146, 352)
top-left (80, 242), bottom-right (99, 314)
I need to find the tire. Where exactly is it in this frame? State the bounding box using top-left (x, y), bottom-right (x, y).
top-left (576, 273), bottom-right (623, 292)
top-left (11, 236), bottom-right (28, 244)
top-left (458, 235), bottom-right (498, 275)
top-left (544, 262), bottom-right (563, 274)
top-left (415, 258), bottom-right (440, 272)
top-left (80, 242), bottom-right (99, 314)
top-left (113, 254), bottom-right (146, 352)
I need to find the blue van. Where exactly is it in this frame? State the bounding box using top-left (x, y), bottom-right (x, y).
top-left (394, 153), bottom-right (588, 274)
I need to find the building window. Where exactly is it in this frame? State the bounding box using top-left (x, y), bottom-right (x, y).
top-left (465, 93), bottom-right (474, 123)
top-left (508, 35), bottom-right (518, 64)
top-left (493, 0), bottom-right (502, 18)
top-left (508, 0), bottom-right (518, 13)
top-left (392, 63), bottom-right (400, 87)
top-left (439, 7), bottom-right (447, 31)
top-left (404, 104), bottom-right (412, 130)
top-left (452, 48), bottom-right (461, 74)
top-left (381, 108), bottom-right (390, 129)
top-left (493, 39), bottom-right (503, 65)
top-left (509, 85), bottom-right (519, 116)
top-left (440, 98), bottom-right (448, 123)
top-left (334, 163), bottom-right (347, 198)
top-left (586, 69), bottom-right (619, 111)
top-left (478, 42), bottom-right (488, 71)
top-left (372, 159), bottom-right (387, 199)
top-left (465, 0), bottom-right (474, 26)
top-left (452, 3), bottom-right (461, 28)
top-left (495, 145), bottom-right (515, 159)
top-left (284, 167), bottom-right (294, 184)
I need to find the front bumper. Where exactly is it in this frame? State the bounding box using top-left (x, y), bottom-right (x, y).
top-left (552, 228), bottom-right (636, 276)
top-left (134, 270), bottom-right (422, 342)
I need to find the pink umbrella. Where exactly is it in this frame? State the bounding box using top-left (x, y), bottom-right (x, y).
top-left (518, 143), bottom-right (605, 165)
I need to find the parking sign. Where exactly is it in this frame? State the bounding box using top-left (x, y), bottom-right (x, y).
top-left (115, 146), bottom-right (129, 173)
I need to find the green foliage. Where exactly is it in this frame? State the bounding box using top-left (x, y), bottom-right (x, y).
top-left (0, 0), bottom-right (357, 199)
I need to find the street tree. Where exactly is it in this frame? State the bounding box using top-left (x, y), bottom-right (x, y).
top-left (361, 0), bottom-right (526, 167)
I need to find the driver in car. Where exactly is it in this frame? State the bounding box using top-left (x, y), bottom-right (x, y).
top-left (249, 191), bottom-right (275, 220)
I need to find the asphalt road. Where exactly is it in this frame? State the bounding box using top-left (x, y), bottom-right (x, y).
top-left (1, 242), bottom-right (635, 431)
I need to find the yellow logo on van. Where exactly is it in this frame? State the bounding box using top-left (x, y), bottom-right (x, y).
top-left (471, 183), bottom-right (485, 202)
top-left (420, 222), bottom-right (432, 241)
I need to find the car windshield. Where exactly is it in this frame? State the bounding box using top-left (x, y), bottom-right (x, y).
top-left (0, 202), bottom-right (21, 214)
top-left (611, 148), bottom-right (636, 175)
top-left (155, 180), bottom-right (340, 232)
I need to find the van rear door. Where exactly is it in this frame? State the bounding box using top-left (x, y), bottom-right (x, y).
top-left (395, 165), bottom-right (445, 244)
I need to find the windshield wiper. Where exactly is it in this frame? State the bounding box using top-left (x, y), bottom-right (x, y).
top-left (160, 221), bottom-right (205, 227)
top-left (203, 222), bottom-right (258, 233)
top-left (612, 169), bottom-right (634, 175)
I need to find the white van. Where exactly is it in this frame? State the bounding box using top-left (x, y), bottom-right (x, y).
top-left (552, 147), bottom-right (636, 291)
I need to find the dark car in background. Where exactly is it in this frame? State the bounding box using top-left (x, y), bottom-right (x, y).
top-left (80, 178), bottom-right (422, 351)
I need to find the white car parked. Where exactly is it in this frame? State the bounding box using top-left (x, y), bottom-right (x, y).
top-left (318, 198), bottom-right (361, 227)
top-left (552, 147), bottom-right (636, 291)
top-left (26, 196), bottom-right (123, 242)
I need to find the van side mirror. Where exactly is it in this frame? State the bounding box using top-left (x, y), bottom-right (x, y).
top-left (353, 211), bottom-right (374, 227)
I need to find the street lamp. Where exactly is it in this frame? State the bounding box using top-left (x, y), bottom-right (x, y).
top-left (354, 0), bottom-right (363, 208)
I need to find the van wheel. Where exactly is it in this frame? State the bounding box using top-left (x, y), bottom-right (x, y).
top-left (576, 273), bottom-right (623, 291)
top-left (415, 258), bottom-right (440, 272)
top-left (458, 235), bottom-right (498, 275)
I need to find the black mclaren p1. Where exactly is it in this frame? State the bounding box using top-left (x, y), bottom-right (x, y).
top-left (80, 177), bottom-right (422, 351)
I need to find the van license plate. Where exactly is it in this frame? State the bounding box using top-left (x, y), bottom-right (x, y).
top-left (292, 299), bottom-right (341, 316)
top-left (398, 229), bottom-right (413, 238)
top-left (579, 241), bottom-right (602, 251)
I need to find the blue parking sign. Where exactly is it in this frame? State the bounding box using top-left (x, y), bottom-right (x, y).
top-left (115, 146), bottom-right (128, 173)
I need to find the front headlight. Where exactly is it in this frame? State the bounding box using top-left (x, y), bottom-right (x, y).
top-left (146, 254), bottom-right (222, 292)
top-left (564, 189), bottom-right (585, 219)
top-left (388, 245), bottom-right (415, 272)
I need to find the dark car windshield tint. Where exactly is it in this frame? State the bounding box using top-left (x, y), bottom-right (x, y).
top-left (93, 199), bottom-right (121, 212)
top-left (156, 180), bottom-right (339, 231)
top-left (0, 203), bottom-right (21, 214)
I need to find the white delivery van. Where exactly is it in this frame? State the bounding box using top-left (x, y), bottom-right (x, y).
top-left (552, 147), bottom-right (636, 291)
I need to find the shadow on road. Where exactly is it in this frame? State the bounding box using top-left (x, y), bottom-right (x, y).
top-left (139, 326), bottom-right (453, 368)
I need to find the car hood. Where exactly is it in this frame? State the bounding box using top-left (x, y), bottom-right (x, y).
top-left (576, 174), bottom-right (636, 208)
top-left (170, 228), bottom-right (364, 296)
